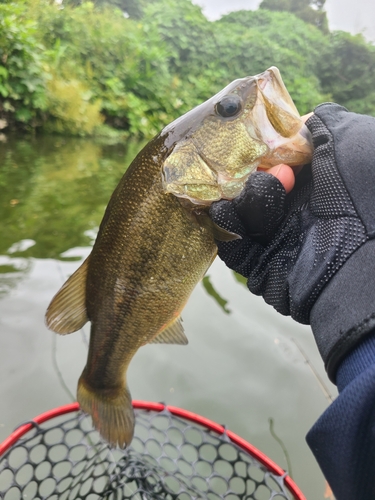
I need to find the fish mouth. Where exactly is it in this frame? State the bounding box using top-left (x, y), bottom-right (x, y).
top-left (256, 67), bottom-right (300, 121)
top-left (253, 67), bottom-right (313, 168)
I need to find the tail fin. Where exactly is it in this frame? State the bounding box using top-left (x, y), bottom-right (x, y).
top-left (77, 375), bottom-right (135, 448)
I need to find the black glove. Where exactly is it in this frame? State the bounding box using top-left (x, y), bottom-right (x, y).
top-left (209, 103), bottom-right (375, 382)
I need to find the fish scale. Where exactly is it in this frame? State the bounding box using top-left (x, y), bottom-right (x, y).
top-left (87, 139), bottom-right (215, 348)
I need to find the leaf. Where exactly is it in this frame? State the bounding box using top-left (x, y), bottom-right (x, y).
top-left (15, 108), bottom-right (33, 122)
top-left (0, 66), bottom-right (8, 78)
top-left (233, 272), bottom-right (247, 287)
top-left (0, 85), bottom-right (9, 97)
top-left (202, 275), bottom-right (231, 314)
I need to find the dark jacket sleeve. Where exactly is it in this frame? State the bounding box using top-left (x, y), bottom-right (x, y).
top-left (306, 332), bottom-right (375, 499)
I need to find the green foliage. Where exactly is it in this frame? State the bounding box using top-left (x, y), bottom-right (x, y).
top-left (63, 0), bottom-right (152, 18)
top-left (216, 10), bottom-right (329, 113)
top-left (143, 0), bottom-right (214, 76)
top-left (317, 31), bottom-right (375, 115)
top-left (0, 2), bottom-right (48, 129)
top-left (34, 0), bottom-right (195, 138)
top-left (345, 92), bottom-right (375, 116)
top-left (259, 0), bottom-right (328, 33)
top-left (93, 0), bottom-right (145, 18)
top-left (45, 74), bottom-right (104, 135)
top-left (1, 0), bottom-right (375, 135)
top-left (0, 134), bottom-right (132, 258)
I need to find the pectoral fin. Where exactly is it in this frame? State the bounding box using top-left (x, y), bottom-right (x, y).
top-left (45, 256), bottom-right (89, 334)
top-left (195, 210), bottom-right (241, 241)
top-left (149, 316), bottom-right (188, 345)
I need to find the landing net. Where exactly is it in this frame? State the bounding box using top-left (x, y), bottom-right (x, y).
top-left (0, 401), bottom-right (306, 500)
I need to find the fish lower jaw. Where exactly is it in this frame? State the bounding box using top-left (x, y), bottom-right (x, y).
top-left (167, 171), bottom-right (257, 204)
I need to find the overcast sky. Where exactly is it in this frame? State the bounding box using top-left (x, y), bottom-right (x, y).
top-left (193, 0), bottom-right (375, 42)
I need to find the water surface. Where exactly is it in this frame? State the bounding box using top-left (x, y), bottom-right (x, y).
top-left (0, 135), bottom-right (337, 499)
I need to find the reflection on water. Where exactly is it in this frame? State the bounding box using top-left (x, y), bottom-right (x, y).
top-left (0, 255), bottom-right (32, 298)
top-left (0, 135), bottom-right (230, 309)
top-left (0, 135), bottom-right (336, 500)
top-left (0, 135), bottom-right (143, 260)
top-left (0, 135), bottom-right (144, 299)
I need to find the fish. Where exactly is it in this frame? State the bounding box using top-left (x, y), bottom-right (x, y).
top-left (45, 67), bottom-right (312, 448)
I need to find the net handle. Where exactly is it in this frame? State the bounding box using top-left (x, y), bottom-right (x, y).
top-left (0, 401), bottom-right (306, 500)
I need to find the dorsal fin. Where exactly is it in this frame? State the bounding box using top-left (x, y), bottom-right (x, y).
top-left (45, 256), bottom-right (90, 334)
top-left (149, 316), bottom-right (188, 345)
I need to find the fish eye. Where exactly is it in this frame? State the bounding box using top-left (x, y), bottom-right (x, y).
top-left (215, 95), bottom-right (242, 118)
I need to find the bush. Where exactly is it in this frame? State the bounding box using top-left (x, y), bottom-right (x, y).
top-left (45, 74), bottom-right (104, 135)
top-left (317, 31), bottom-right (375, 115)
top-left (216, 10), bottom-right (329, 113)
top-left (1, 0), bottom-right (374, 135)
top-left (0, 2), bottom-right (48, 129)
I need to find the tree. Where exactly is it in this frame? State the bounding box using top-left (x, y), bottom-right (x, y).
top-left (259, 0), bottom-right (328, 32)
top-left (317, 31), bottom-right (375, 114)
top-left (63, 0), bottom-right (157, 18)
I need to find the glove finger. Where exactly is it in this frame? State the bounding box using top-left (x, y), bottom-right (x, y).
top-left (209, 200), bottom-right (261, 274)
top-left (234, 171), bottom-right (287, 244)
top-left (209, 199), bottom-right (247, 238)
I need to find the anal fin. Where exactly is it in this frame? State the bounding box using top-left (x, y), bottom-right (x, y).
top-left (45, 256), bottom-right (90, 334)
top-left (149, 316), bottom-right (188, 345)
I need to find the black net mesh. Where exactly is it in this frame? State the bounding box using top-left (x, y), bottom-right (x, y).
top-left (0, 408), bottom-right (297, 500)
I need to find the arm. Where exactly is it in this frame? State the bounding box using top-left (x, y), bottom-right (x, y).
top-left (307, 331), bottom-right (375, 499)
top-left (210, 103), bottom-right (375, 499)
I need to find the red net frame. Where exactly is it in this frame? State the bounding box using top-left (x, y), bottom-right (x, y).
top-left (0, 401), bottom-right (306, 500)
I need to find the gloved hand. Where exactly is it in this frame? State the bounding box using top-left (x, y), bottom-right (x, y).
top-left (209, 103), bottom-right (375, 382)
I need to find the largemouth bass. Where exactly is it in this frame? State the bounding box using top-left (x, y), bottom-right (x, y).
top-left (46, 67), bottom-right (312, 448)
